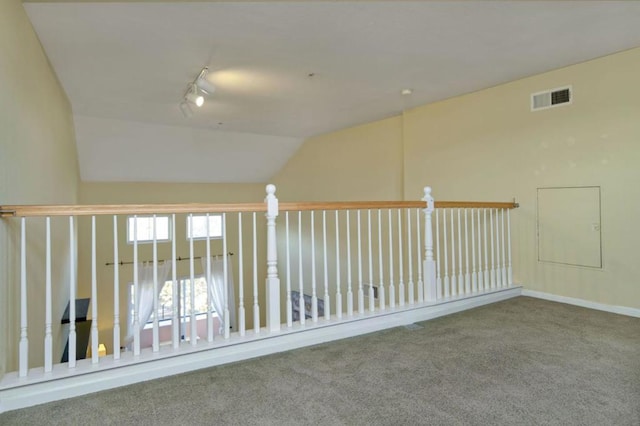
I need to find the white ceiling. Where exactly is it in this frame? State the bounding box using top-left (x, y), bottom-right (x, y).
top-left (24, 1), bottom-right (640, 183)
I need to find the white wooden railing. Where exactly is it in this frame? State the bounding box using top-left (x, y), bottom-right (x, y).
top-left (0, 186), bottom-right (517, 390)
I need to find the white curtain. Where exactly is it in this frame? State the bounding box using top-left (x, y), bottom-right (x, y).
top-left (125, 260), bottom-right (171, 345)
top-left (201, 255), bottom-right (236, 334)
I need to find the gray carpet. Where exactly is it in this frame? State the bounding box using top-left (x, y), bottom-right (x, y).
top-left (2, 296), bottom-right (639, 425)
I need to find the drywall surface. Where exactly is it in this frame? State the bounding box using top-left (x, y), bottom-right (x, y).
top-left (0, 0), bottom-right (80, 374)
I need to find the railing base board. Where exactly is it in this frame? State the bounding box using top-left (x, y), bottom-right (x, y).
top-left (521, 289), bottom-right (640, 318)
top-left (0, 286), bottom-right (521, 414)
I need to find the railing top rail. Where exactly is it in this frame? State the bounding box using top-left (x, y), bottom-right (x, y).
top-left (1, 200), bottom-right (518, 218)
top-left (280, 201), bottom-right (517, 211)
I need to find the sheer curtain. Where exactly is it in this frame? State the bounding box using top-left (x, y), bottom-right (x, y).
top-left (125, 260), bottom-right (171, 345)
top-left (201, 255), bottom-right (236, 334)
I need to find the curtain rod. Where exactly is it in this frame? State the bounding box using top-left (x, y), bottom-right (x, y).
top-left (105, 252), bottom-right (233, 267)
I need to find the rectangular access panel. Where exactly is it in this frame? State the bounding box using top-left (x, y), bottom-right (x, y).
top-left (537, 186), bottom-right (602, 268)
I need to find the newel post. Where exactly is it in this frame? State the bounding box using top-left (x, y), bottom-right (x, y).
top-left (265, 184), bottom-right (281, 332)
top-left (423, 187), bottom-right (437, 302)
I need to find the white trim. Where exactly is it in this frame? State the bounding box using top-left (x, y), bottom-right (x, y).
top-left (522, 289), bottom-right (640, 318)
top-left (0, 287), bottom-right (521, 413)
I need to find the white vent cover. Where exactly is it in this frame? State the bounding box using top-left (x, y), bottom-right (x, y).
top-left (531, 86), bottom-right (572, 111)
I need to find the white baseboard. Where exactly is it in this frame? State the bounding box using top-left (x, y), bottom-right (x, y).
top-left (521, 289), bottom-right (640, 318)
top-left (0, 287), bottom-right (521, 413)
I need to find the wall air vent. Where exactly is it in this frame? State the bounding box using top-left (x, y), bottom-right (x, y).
top-left (531, 86), bottom-right (572, 111)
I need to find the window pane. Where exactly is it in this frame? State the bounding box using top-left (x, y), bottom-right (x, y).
top-left (186, 215), bottom-right (222, 239)
top-left (127, 216), bottom-right (170, 243)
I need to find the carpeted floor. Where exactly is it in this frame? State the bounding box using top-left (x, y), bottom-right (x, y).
top-left (2, 296), bottom-right (639, 425)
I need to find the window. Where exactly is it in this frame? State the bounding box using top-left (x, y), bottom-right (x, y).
top-left (127, 215), bottom-right (171, 244)
top-left (186, 214), bottom-right (222, 240)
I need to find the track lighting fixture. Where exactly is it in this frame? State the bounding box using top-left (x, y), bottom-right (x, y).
top-left (181, 66), bottom-right (215, 113)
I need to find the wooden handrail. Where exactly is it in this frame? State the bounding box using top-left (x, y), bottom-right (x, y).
top-left (0, 200), bottom-right (518, 218)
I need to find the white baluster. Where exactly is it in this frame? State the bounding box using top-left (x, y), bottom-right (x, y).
top-left (422, 187), bottom-right (437, 302)
top-left (189, 214), bottom-right (197, 346)
top-left (434, 208), bottom-right (441, 300)
top-left (407, 209), bottom-right (416, 304)
top-left (477, 209), bottom-right (484, 292)
top-left (483, 209), bottom-right (490, 291)
top-left (471, 210), bottom-right (478, 293)
top-left (501, 209), bottom-right (507, 288)
top-left (397, 209), bottom-right (405, 306)
top-left (322, 211), bottom-right (329, 320)
top-left (285, 211), bottom-right (291, 328)
top-left (265, 185), bottom-right (280, 333)
top-left (494, 209), bottom-right (502, 288)
top-left (152, 215), bottom-right (159, 352)
top-left (310, 211), bottom-right (318, 322)
top-left (254, 212), bottom-right (261, 331)
top-left (44, 217), bottom-right (52, 372)
top-left (489, 209), bottom-right (496, 290)
top-left (19, 218), bottom-right (28, 377)
top-left (346, 210), bottom-right (354, 316)
top-left (464, 209), bottom-right (471, 294)
top-left (417, 208), bottom-right (423, 301)
top-left (171, 214), bottom-right (178, 348)
top-left (335, 210), bottom-right (342, 319)
top-left (133, 216), bottom-right (140, 355)
top-left (357, 210), bottom-right (365, 314)
top-left (378, 209), bottom-right (385, 310)
top-left (223, 213), bottom-right (230, 339)
top-left (457, 209), bottom-right (463, 295)
top-left (238, 212), bottom-right (246, 335)
top-left (387, 209), bottom-right (395, 308)
top-left (507, 209), bottom-right (513, 286)
top-left (450, 209), bottom-right (457, 297)
top-left (298, 211), bottom-right (305, 325)
top-left (206, 214), bottom-right (213, 342)
top-left (367, 210), bottom-right (374, 313)
top-left (442, 209), bottom-right (450, 298)
top-left (113, 216), bottom-right (121, 359)
top-left (68, 216), bottom-right (76, 368)
top-left (90, 216), bottom-right (99, 364)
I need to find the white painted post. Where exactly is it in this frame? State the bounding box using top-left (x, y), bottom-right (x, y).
top-left (483, 209), bottom-right (490, 291)
top-left (206, 214), bottom-right (213, 342)
top-left (464, 209), bottom-right (471, 295)
top-left (113, 216), bottom-right (121, 359)
top-left (501, 209), bottom-right (507, 288)
top-left (133, 216), bottom-right (140, 355)
top-left (357, 210), bottom-right (365, 314)
top-left (471, 210), bottom-right (478, 293)
top-left (334, 210), bottom-right (342, 319)
top-left (407, 209), bottom-right (416, 304)
top-left (264, 184), bottom-right (280, 332)
top-left (189, 214), bottom-right (197, 346)
top-left (298, 211), bottom-right (305, 326)
top-left (171, 214), bottom-right (178, 348)
top-left (367, 210), bottom-right (374, 313)
top-left (254, 212), bottom-right (261, 331)
top-left (417, 208), bottom-right (424, 301)
top-left (45, 217), bottom-right (52, 372)
top-left (387, 209), bottom-right (395, 308)
top-left (442, 209), bottom-right (449, 298)
top-left (507, 209), bottom-right (513, 286)
top-left (310, 211), bottom-right (318, 322)
top-left (490, 209), bottom-right (496, 289)
top-left (346, 210), bottom-right (354, 316)
top-left (422, 187), bottom-right (437, 302)
top-left (19, 218), bottom-right (28, 377)
top-left (238, 212), bottom-right (246, 334)
top-left (322, 211), bottom-right (329, 320)
top-left (222, 213), bottom-right (230, 339)
top-left (450, 209), bottom-right (457, 297)
top-left (285, 212), bottom-right (291, 328)
top-left (397, 209), bottom-right (405, 306)
top-left (152, 215), bottom-right (159, 351)
top-left (91, 216), bottom-right (99, 364)
top-left (457, 209), bottom-right (463, 295)
top-left (477, 209), bottom-right (484, 292)
top-left (69, 216), bottom-right (76, 368)
top-left (378, 209), bottom-right (385, 310)
top-left (494, 209), bottom-right (501, 288)
top-left (434, 208), bottom-right (441, 300)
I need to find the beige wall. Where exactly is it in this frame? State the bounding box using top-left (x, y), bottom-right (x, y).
top-left (77, 182), bottom-right (268, 354)
top-left (272, 116), bottom-right (404, 201)
top-left (0, 0), bottom-right (80, 374)
top-left (271, 48), bottom-right (640, 310)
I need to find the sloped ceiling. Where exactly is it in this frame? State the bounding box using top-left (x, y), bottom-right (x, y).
top-left (24, 1), bottom-right (640, 183)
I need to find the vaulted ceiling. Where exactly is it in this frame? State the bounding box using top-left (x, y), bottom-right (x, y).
top-left (24, 1), bottom-right (640, 183)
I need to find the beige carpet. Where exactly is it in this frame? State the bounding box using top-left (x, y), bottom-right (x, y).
top-left (2, 296), bottom-right (639, 425)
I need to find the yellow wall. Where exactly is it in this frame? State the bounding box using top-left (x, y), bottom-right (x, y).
top-left (77, 182), bottom-right (268, 353)
top-left (404, 47), bottom-right (640, 309)
top-left (272, 116), bottom-right (404, 201)
top-left (273, 48), bottom-right (640, 310)
top-left (0, 0), bottom-right (80, 374)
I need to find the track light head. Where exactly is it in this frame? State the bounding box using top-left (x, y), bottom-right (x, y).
top-left (196, 76), bottom-right (216, 95)
top-left (185, 84), bottom-right (204, 107)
